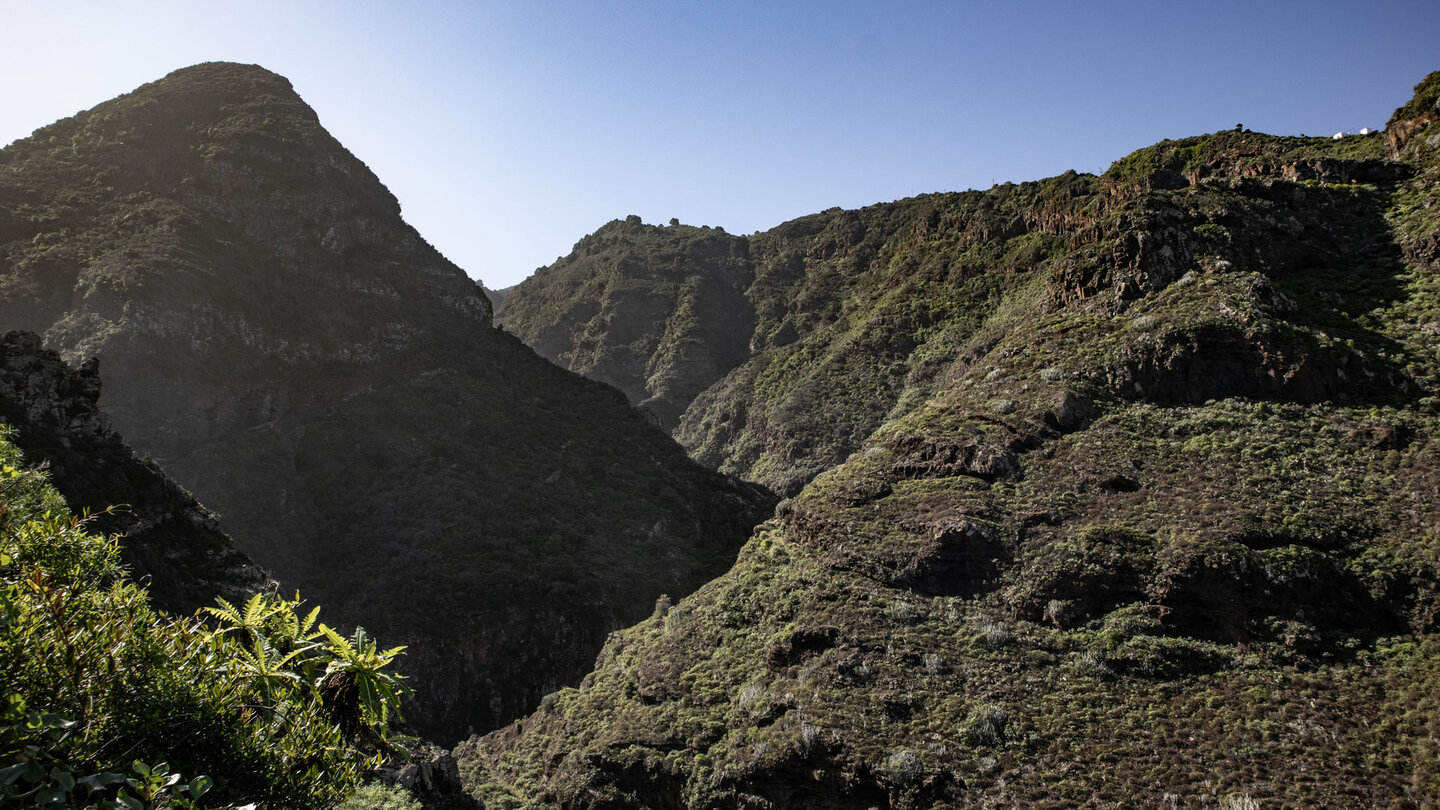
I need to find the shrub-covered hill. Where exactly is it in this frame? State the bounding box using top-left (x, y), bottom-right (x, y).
top-left (0, 62), bottom-right (776, 743)
top-left (499, 75), bottom-right (1435, 500)
top-left (455, 73), bottom-right (1440, 808)
top-left (497, 217), bottom-right (754, 431)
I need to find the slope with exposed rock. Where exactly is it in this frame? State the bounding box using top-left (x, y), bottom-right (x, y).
top-left (0, 329), bottom-right (269, 614)
top-left (456, 72), bottom-right (1440, 808)
top-left (497, 217), bottom-right (754, 430)
top-left (0, 62), bottom-right (775, 743)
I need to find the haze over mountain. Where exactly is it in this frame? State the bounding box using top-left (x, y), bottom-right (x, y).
top-left (462, 72), bottom-right (1440, 808)
top-left (0, 62), bottom-right (775, 743)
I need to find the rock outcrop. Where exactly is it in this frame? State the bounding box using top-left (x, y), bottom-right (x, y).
top-left (0, 330), bottom-right (269, 614)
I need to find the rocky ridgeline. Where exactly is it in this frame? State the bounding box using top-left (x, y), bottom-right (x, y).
top-left (0, 330), bottom-right (269, 613)
top-left (501, 96), bottom-right (1432, 499)
top-left (458, 72), bottom-right (1440, 808)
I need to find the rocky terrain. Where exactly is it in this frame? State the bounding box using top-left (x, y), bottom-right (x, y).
top-left (457, 73), bottom-right (1440, 808)
top-left (0, 63), bottom-right (775, 742)
top-left (498, 218), bottom-right (755, 431)
top-left (0, 329), bottom-right (268, 614)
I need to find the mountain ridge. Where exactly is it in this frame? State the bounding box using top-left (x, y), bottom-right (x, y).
top-left (499, 123), bottom-right (1425, 495)
top-left (0, 61), bottom-right (776, 743)
top-left (460, 70), bottom-right (1440, 808)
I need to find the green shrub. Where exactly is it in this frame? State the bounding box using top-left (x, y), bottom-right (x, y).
top-left (963, 704), bottom-right (1010, 747)
top-left (883, 750), bottom-right (922, 785)
top-left (336, 782), bottom-right (422, 810)
top-left (0, 430), bottom-right (410, 810)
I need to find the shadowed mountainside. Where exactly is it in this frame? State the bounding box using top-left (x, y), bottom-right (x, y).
top-left (458, 72), bottom-right (1440, 808)
top-left (0, 329), bottom-right (270, 614)
top-left (0, 62), bottom-right (775, 743)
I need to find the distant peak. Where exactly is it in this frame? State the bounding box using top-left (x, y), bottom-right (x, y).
top-left (140, 60), bottom-right (302, 103)
top-left (166, 60), bottom-right (287, 79)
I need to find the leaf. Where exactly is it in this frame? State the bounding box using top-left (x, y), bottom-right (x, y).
top-left (34, 787), bottom-right (69, 806)
top-left (319, 623), bottom-right (356, 659)
top-left (358, 673), bottom-right (382, 721)
top-left (48, 766), bottom-right (75, 792)
top-left (186, 774), bottom-right (213, 799)
top-left (242, 592), bottom-right (268, 627)
top-left (299, 605), bottom-right (322, 638)
top-left (79, 772), bottom-right (126, 791)
top-left (0, 762), bottom-right (36, 786)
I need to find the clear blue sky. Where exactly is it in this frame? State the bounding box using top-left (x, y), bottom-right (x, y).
top-left (2, 1), bottom-right (1436, 289)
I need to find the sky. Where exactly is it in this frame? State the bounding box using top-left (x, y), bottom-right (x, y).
top-left (2, 2), bottom-right (1437, 289)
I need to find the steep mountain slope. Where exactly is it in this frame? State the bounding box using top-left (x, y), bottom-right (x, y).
top-left (0, 341), bottom-right (404, 810)
top-left (0, 62), bottom-right (775, 742)
top-left (456, 73), bottom-right (1440, 808)
top-left (497, 218), bottom-right (754, 430)
top-left (499, 90), bottom-right (1430, 501)
top-left (0, 329), bottom-right (268, 614)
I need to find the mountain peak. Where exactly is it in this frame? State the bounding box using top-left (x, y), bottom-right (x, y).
top-left (0, 65), bottom-right (775, 741)
top-left (146, 60), bottom-right (298, 96)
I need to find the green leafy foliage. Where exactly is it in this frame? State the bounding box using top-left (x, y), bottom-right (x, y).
top-left (1, 694), bottom-right (215, 810)
top-left (0, 428), bottom-right (409, 810)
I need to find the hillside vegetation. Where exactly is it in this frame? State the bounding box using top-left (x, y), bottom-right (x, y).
top-left (0, 62), bottom-right (775, 743)
top-left (0, 410), bottom-right (404, 810)
top-left (499, 85), bottom-right (1432, 500)
top-left (459, 72), bottom-right (1440, 808)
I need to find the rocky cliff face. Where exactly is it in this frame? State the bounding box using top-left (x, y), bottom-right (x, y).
top-left (0, 63), bottom-right (775, 743)
top-left (497, 218), bottom-right (755, 430)
top-left (0, 329), bottom-right (269, 613)
top-left (501, 76), bottom-right (1440, 503)
top-left (456, 72), bottom-right (1440, 808)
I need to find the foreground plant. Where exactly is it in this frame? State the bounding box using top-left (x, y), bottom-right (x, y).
top-left (0, 431), bottom-right (412, 809)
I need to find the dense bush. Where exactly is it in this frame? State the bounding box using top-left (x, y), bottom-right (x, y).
top-left (0, 429), bottom-right (409, 809)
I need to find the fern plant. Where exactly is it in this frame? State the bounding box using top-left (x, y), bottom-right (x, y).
top-left (0, 429), bottom-right (410, 810)
top-left (317, 624), bottom-right (412, 739)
